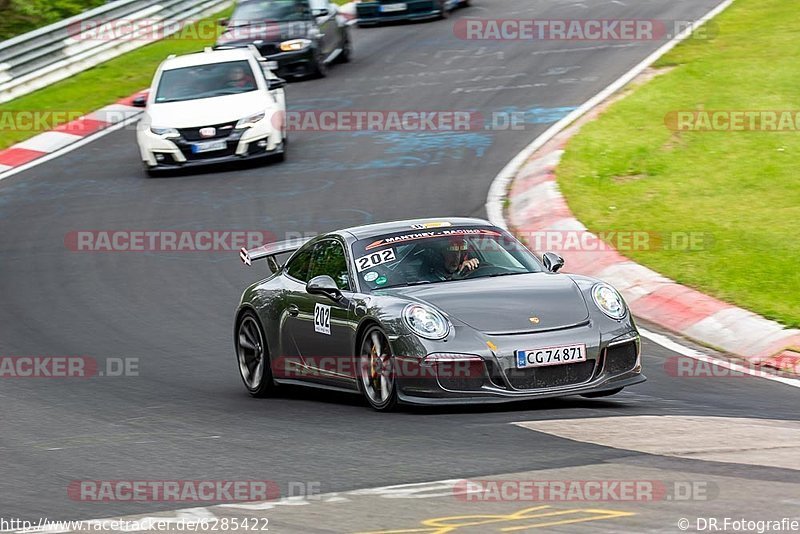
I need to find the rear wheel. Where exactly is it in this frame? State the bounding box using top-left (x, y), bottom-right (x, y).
top-left (235, 311), bottom-right (275, 397)
top-left (581, 387), bottom-right (623, 398)
top-left (357, 325), bottom-right (398, 411)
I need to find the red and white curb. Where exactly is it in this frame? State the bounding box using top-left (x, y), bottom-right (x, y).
top-left (0, 91), bottom-right (147, 181)
top-left (486, 0), bottom-right (800, 375)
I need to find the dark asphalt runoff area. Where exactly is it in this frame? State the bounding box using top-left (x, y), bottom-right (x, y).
top-left (3, 0), bottom-right (796, 529)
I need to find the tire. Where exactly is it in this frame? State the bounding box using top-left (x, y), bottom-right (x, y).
top-left (580, 387), bottom-right (623, 398)
top-left (235, 311), bottom-right (275, 397)
top-left (338, 30), bottom-right (351, 63)
top-left (357, 325), bottom-right (398, 411)
top-left (437, 0), bottom-right (450, 19)
top-left (311, 49), bottom-right (328, 78)
top-left (274, 133), bottom-right (287, 163)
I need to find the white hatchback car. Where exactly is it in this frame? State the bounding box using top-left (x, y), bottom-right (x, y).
top-left (135, 47), bottom-right (287, 175)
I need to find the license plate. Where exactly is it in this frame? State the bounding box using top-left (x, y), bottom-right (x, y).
top-left (515, 344), bottom-right (586, 369)
top-left (191, 140), bottom-right (227, 154)
top-left (380, 3), bottom-right (407, 12)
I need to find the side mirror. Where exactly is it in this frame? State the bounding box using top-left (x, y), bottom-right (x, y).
top-left (267, 77), bottom-right (287, 90)
top-left (313, 7), bottom-right (330, 17)
top-left (218, 18), bottom-right (229, 27)
top-left (542, 251), bottom-right (565, 273)
top-left (132, 95), bottom-right (147, 108)
top-left (307, 275), bottom-right (342, 301)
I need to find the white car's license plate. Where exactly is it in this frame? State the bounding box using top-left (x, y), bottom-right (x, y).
top-left (515, 344), bottom-right (586, 369)
top-left (380, 3), bottom-right (407, 12)
top-left (191, 140), bottom-right (227, 154)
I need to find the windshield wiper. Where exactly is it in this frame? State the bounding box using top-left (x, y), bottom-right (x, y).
top-left (488, 271), bottom-right (526, 277)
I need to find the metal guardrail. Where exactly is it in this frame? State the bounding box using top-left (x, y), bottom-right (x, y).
top-left (0, 0), bottom-right (232, 104)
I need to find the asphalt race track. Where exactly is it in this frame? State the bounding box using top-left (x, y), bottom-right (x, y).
top-left (2, 0), bottom-right (799, 528)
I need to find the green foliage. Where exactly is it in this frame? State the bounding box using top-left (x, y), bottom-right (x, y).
top-left (556, 0), bottom-right (800, 327)
top-left (0, 0), bottom-right (107, 40)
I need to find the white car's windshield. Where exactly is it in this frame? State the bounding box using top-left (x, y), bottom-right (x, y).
top-left (155, 60), bottom-right (257, 103)
top-left (351, 227), bottom-right (544, 290)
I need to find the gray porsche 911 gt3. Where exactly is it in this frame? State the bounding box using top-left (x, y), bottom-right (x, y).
top-left (235, 217), bottom-right (645, 410)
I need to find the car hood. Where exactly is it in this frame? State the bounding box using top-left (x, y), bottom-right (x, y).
top-left (382, 273), bottom-right (591, 334)
top-left (146, 92), bottom-right (268, 128)
top-left (217, 20), bottom-right (313, 46)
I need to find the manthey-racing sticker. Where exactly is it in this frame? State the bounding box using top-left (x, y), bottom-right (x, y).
top-left (364, 227), bottom-right (502, 251)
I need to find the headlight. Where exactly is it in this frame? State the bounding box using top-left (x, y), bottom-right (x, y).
top-left (150, 126), bottom-right (180, 138)
top-left (279, 39), bottom-right (312, 52)
top-left (403, 304), bottom-right (450, 340)
top-left (235, 112), bottom-right (265, 129)
top-left (592, 283), bottom-right (626, 319)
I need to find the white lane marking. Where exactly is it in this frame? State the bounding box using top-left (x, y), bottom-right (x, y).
top-left (513, 416), bottom-right (800, 471)
top-left (485, 0), bottom-right (735, 227)
top-left (0, 110), bottom-right (143, 183)
top-left (639, 327), bottom-right (800, 389)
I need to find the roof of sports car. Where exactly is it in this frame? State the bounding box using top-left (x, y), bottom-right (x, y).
top-left (341, 217), bottom-right (494, 239)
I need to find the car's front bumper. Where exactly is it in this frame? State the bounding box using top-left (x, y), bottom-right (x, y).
top-left (263, 49), bottom-right (317, 78)
top-left (390, 322), bottom-right (645, 405)
top-left (137, 121), bottom-right (283, 170)
top-left (356, 0), bottom-right (442, 24)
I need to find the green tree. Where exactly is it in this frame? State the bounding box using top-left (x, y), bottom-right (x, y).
top-left (0, 0), bottom-right (107, 41)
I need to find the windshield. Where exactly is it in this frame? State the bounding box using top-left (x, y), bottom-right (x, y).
top-left (230, 0), bottom-right (311, 24)
top-left (351, 226), bottom-right (544, 291)
top-left (154, 60), bottom-right (257, 103)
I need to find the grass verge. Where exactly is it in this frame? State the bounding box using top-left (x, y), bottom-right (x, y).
top-left (556, 0), bottom-right (800, 328)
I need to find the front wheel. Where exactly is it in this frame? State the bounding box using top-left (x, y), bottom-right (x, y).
top-left (437, 0), bottom-right (450, 19)
top-left (311, 49), bottom-right (328, 78)
top-left (357, 325), bottom-right (398, 411)
top-left (338, 30), bottom-right (351, 63)
top-left (235, 311), bottom-right (275, 397)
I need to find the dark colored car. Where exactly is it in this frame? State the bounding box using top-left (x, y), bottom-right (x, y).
top-left (356, 0), bottom-right (468, 26)
top-left (234, 218), bottom-right (645, 411)
top-left (216, 0), bottom-right (351, 78)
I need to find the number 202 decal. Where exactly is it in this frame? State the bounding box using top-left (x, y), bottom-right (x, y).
top-left (314, 303), bottom-right (331, 335)
top-left (356, 249), bottom-right (396, 272)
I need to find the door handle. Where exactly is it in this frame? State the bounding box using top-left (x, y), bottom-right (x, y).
top-left (287, 304), bottom-right (299, 317)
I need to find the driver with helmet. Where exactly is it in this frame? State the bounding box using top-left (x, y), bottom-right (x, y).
top-left (422, 236), bottom-right (480, 281)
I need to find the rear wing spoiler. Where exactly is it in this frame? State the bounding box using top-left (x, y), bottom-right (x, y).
top-left (239, 238), bottom-right (312, 273)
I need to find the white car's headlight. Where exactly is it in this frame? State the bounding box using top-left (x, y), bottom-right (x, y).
top-left (403, 304), bottom-right (450, 340)
top-left (236, 112), bottom-right (266, 129)
top-left (150, 126), bottom-right (180, 138)
top-left (279, 38), bottom-right (312, 52)
top-left (592, 283), bottom-right (626, 319)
